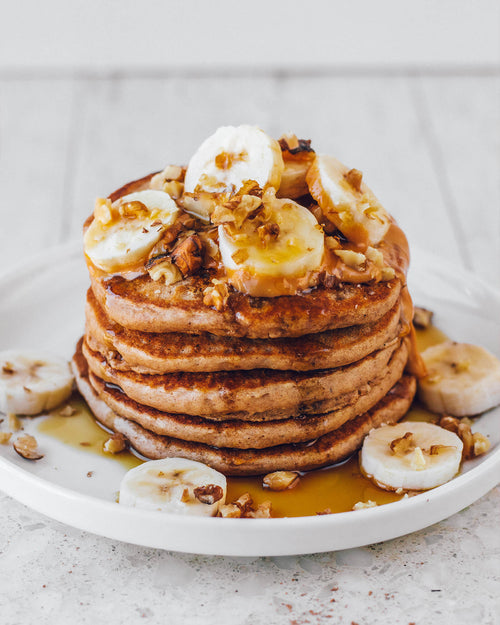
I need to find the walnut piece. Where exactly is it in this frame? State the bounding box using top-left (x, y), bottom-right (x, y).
top-left (171, 234), bottom-right (204, 276)
top-left (203, 279), bottom-right (230, 311)
top-left (103, 433), bottom-right (127, 454)
top-left (13, 434), bottom-right (43, 460)
top-left (247, 501), bottom-right (272, 519)
top-left (257, 222), bottom-right (280, 247)
top-left (146, 255), bottom-right (183, 285)
top-left (218, 492), bottom-right (273, 519)
top-left (262, 470), bottom-right (300, 491)
top-left (344, 168), bottom-right (363, 192)
top-left (472, 432), bottom-right (491, 456)
top-left (193, 484), bottom-right (224, 505)
top-left (59, 404), bottom-right (76, 417)
top-left (389, 431), bottom-right (415, 456)
top-left (352, 500), bottom-right (377, 511)
top-left (413, 306), bottom-right (434, 329)
top-left (8, 413), bottom-right (22, 432)
top-left (94, 198), bottom-right (113, 224)
top-left (409, 447), bottom-right (427, 470)
top-left (438, 415), bottom-right (478, 459)
top-left (218, 503), bottom-right (242, 518)
top-left (119, 200), bottom-right (149, 219)
top-left (0, 432), bottom-right (12, 444)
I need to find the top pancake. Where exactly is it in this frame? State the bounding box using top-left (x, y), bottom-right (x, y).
top-left (89, 266), bottom-right (402, 338)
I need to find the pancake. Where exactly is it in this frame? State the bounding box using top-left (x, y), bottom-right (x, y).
top-left (85, 288), bottom-right (402, 373)
top-left (89, 264), bottom-right (402, 338)
top-left (72, 348), bottom-right (416, 475)
top-left (87, 355), bottom-right (407, 448)
top-left (82, 336), bottom-right (406, 417)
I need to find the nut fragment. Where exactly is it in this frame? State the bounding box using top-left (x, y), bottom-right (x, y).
top-left (8, 413), bottom-right (22, 432)
top-left (103, 433), bottom-right (127, 454)
top-left (203, 279), bottom-right (230, 311)
top-left (344, 168), bottom-right (363, 192)
top-left (438, 415), bottom-right (481, 460)
top-left (0, 432), bottom-right (12, 444)
top-left (119, 200), bottom-right (149, 219)
top-left (218, 503), bottom-right (242, 518)
top-left (13, 434), bottom-right (43, 460)
top-left (352, 500), bottom-right (377, 511)
top-left (193, 484), bottom-right (224, 505)
top-left (316, 508), bottom-right (332, 516)
top-left (171, 234), bottom-right (204, 276)
top-left (146, 255), bottom-right (183, 285)
top-left (278, 135), bottom-right (314, 155)
top-left (94, 198), bottom-right (113, 224)
top-left (334, 249), bottom-right (366, 271)
top-left (472, 432), bottom-right (491, 456)
top-left (263, 470), bottom-right (300, 491)
top-left (257, 222), bottom-right (280, 247)
top-left (247, 501), bottom-right (272, 518)
top-left (413, 306), bottom-right (434, 329)
top-left (409, 446), bottom-right (427, 470)
top-left (389, 431), bottom-right (415, 456)
top-left (59, 404), bottom-right (76, 417)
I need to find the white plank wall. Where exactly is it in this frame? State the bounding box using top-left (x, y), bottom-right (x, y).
top-left (0, 73), bottom-right (498, 289)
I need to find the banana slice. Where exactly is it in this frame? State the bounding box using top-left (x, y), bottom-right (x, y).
top-left (307, 155), bottom-right (391, 245)
top-left (418, 341), bottom-right (500, 416)
top-left (0, 351), bottom-right (73, 415)
top-left (84, 190), bottom-right (179, 273)
top-left (184, 125), bottom-right (284, 194)
top-left (119, 458), bottom-right (227, 516)
top-left (218, 191), bottom-right (325, 296)
top-left (360, 421), bottom-right (463, 491)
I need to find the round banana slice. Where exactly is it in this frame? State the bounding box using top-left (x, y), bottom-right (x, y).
top-left (418, 341), bottom-right (500, 416)
top-left (218, 195), bottom-right (325, 296)
top-left (360, 421), bottom-right (463, 491)
top-left (0, 350), bottom-right (73, 415)
top-left (84, 190), bottom-right (179, 273)
top-left (119, 458), bottom-right (227, 516)
top-left (307, 155), bottom-right (391, 245)
top-left (184, 125), bottom-right (284, 194)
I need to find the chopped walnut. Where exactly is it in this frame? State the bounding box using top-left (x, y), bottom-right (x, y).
top-left (13, 434), bottom-right (43, 460)
top-left (352, 500), bottom-right (377, 511)
top-left (94, 198), bottom-right (113, 224)
top-left (334, 249), bottom-right (366, 271)
top-left (150, 165), bottom-right (185, 189)
top-left (231, 248), bottom-right (249, 264)
top-left (247, 501), bottom-right (272, 518)
top-left (193, 484), bottom-right (224, 505)
top-left (389, 431), bottom-right (415, 456)
top-left (316, 508), bottom-right (332, 516)
top-left (1, 362), bottom-right (15, 375)
top-left (218, 503), bottom-right (242, 518)
top-left (103, 433), bottom-right (127, 454)
top-left (146, 255), bottom-right (183, 285)
top-left (262, 470), bottom-right (299, 491)
top-left (428, 444), bottom-right (455, 455)
top-left (234, 492), bottom-right (253, 516)
top-left (344, 168), bottom-right (363, 192)
top-left (472, 432), bottom-right (491, 456)
top-left (59, 404), bottom-right (76, 417)
top-left (257, 222), bottom-right (280, 247)
top-left (171, 234), bottom-right (204, 276)
top-left (278, 135), bottom-right (314, 155)
top-left (8, 413), bottom-right (22, 432)
top-left (119, 200), bottom-right (149, 219)
top-left (162, 180), bottom-right (184, 199)
top-left (413, 307), bottom-right (434, 329)
top-left (0, 432), bottom-right (12, 444)
top-left (437, 415), bottom-right (483, 460)
top-left (203, 279), bottom-right (230, 311)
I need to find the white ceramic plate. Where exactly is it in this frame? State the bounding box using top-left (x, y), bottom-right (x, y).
top-left (0, 242), bottom-right (499, 556)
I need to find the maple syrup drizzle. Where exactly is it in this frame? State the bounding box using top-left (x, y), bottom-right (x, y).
top-left (38, 323), bottom-right (448, 517)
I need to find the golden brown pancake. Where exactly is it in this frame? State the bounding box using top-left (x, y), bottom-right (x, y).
top-left (85, 288), bottom-right (402, 373)
top-left (82, 336), bottom-right (406, 417)
top-left (72, 347), bottom-right (416, 475)
top-left (89, 264), bottom-right (402, 338)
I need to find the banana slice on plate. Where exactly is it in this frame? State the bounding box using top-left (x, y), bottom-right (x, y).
top-left (418, 341), bottom-right (500, 416)
top-left (218, 191), bottom-right (325, 296)
top-left (0, 351), bottom-right (73, 415)
top-left (84, 190), bottom-right (179, 273)
top-left (184, 125), bottom-right (284, 194)
top-left (360, 421), bottom-right (463, 491)
top-left (119, 458), bottom-right (227, 516)
top-left (307, 155), bottom-right (391, 245)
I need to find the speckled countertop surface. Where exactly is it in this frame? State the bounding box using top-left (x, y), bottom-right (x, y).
top-left (1, 486), bottom-right (499, 624)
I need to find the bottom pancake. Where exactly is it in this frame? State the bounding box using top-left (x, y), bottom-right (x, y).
top-left (72, 347), bottom-right (416, 475)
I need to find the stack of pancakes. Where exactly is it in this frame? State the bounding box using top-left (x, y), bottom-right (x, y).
top-left (73, 255), bottom-right (416, 475)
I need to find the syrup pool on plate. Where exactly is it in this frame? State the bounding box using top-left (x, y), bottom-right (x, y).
top-left (38, 322), bottom-right (448, 517)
